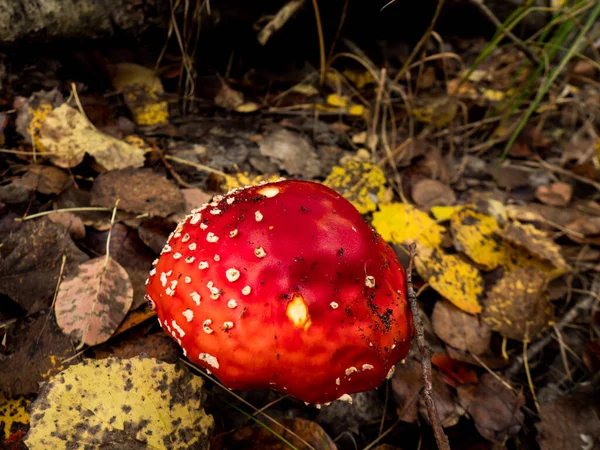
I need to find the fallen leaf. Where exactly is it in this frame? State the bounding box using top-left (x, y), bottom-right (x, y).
top-left (411, 179), bottom-right (456, 210)
top-left (0, 393), bottom-right (29, 442)
top-left (110, 63), bottom-right (169, 126)
top-left (451, 207), bottom-right (504, 270)
top-left (327, 93), bottom-right (349, 108)
top-left (139, 217), bottom-right (179, 254)
top-left (235, 102), bottom-right (260, 113)
top-left (0, 312), bottom-right (81, 397)
top-left (457, 374), bottom-right (525, 443)
top-left (39, 104), bottom-right (146, 170)
top-left (372, 203), bottom-right (446, 247)
top-left (535, 182), bottom-right (573, 207)
top-left (316, 391), bottom-right (384, 436)
top-left (431, 205), bottom-right (466, 222)
top-left (92, 332), bottom-right (179, 363)
top-left (391, 356), bottom-right (462, 427)
top-left (221, 172), bottom-right (282, 193)
top-left (415, 244), bottom-right (484, 314)
top-left (24, 356), bottom-right (214, 449)
top-left (431, 353), bottom-right (478, 387)
top-left (483, 266), bottom-right (553, 341)
top-left (498, 221), bottom-right (569, 270)
top-left (214, 80), bottom-right (245, 110)
top-left (14, 89), bottom-right (63, 150)
top-left (20, 164), bottom-right (69, 195)
top-left (431, 300), bottom-right (491, 355)
top-left (53, 184), bottom-right (115, 230)
top-left (213, 418), bottom-right (336, 450)
top-left (0, 218), bottom-right (88, 312)
top-left (47, 212), bottom-right (86, 240)
top-left (55, 256), bottom-right (134, 346)
top-left (325, 157), bottom-right (387, 214)
top-left (258, 128), bottom-right (322, 178)
top-left (536, 388), bottom-right (600, 450)
top-left (90, 168), bottom-right (186, 217)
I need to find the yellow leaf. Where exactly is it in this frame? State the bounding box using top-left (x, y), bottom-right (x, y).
top-left (451, 208), bottom-right (504, 270)
top-left (342, 70), bottom-right (376, 89)
top-left (39, 104), bottom-right (146, 170)
top-left (415, 244), bottom-right (483, 314)
top-left (222, 172), bottom-right (282, 192)
top-left (236, 102), bottom-right (260, 113)
top-left (110, 63), bottom-right (169, 126)
top-left (372, 203), bottom-right (445, 247)
top-left (326, 93), bottom-right (349, 108)
top-left (24, 356), bottom-right (214, 449)
top-left (348, 104), bottom-right (366, 116)
top-left (431, 205), bottom-right (466, 222)
top-left (0, 393), bottom-right (29, 441)
top-left (324, 158), bottom-right (387, 214)
top-left (290, 83), bottom-right (319, 96)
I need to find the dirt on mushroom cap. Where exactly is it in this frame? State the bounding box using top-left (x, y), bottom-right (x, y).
top-left (145, 180), bottom-right (413, 404)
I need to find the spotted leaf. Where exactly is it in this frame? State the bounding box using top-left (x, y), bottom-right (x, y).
top-left (55, 256), bottom-right (133, 346)
top-left (24, 356), bottom-right (214, 449)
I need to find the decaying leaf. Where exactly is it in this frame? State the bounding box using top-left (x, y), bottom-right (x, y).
top-left (20, 164), bottom-right (69, 195)
top-left (535, 182), bottom-right (573, 207)
top-left (90, 168), bottom-right (186, 218)
top-left (258, 128), bottom-right (322, 178)
top-left (501, 241), bottom-right (567, 281)
top-left (47, 212), bottom-right (86, 240)
top-left (55, 256), bottom-right (134, 346)
top-left (324, 157), bottom-right (387, 214)
top-left (316, 391), bottom-right (384, 436)
top-left (431, 353), bottom-right (478, 387)
top-left (214, 417), bottom-right (336, 450)
top-left (110, 63), bottom-right (169, 126)
top-left (451, 207), bottom-right (504, 270)
top-left (483, 266), bottom-right (553, 341)
top-left (415, 245), bottom-right (483, 314)
top-left (14, 89), bottom-right (63, 150)
top-left (39, 104), bottom-right (146, 170)
top-left (457, 374), bottom-right (525, 443)
top-left (0, 218), bottom-right (89, 312)
top-left (411, 179), bottom-right (456, 210)
top-left (498, 221), bottom-right (568, 269)
top-left (24, 356), bottom-right (214, 449)
top-left (431, 299), bottom-right (491, 355)
top-left (221, 172), bottom-right (282, 193)
top-left (0, 312), bottom-right (80, 397)
top-left (214, 79), bottom-right (245, 110)
top-left (0, 393), bottom-right (29, 442)
top-left (372, 203), bottom-right (446, 247)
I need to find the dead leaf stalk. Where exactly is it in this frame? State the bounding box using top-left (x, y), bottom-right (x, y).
top-left (407, 242), bottom-right (451, 450)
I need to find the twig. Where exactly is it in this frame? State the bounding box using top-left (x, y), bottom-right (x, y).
top-left (311, 0), bottom-right (326, 85)
top-left (505, 277), bottom-right (600, 378)
top-left (257, 0), bottom-right (306, 46)
top-left (465, 0), bottom-right (541, 67)
top-left (159, 151), bottom-right (193, 188)
top-left (406, 243), bottom-right (451, 450)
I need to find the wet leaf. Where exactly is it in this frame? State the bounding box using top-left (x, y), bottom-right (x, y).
top-left (415, 245), bottom-right (483, 314)
top-left (324, 157), bottom-right (387, 214)
top-left (90, 168), bottom-right (185, 217)
top-left (24, 356), bottom-right (214, 449)
top-left (498, 221), bottom-right (569, 270)
top-left (0, 393), bottom-right (29, 442)
top-left (39, 104), bottom-right (146, 170)
top-left (457, 374), bottom-right (525, 443)
top-left (0, 312), bottom-right (80, 397)
top-left (258, 128), bottom-right (322, 178)
top-left (536, 388), bottom-right (600, 450)
top-left (213, 418), bottom-right (336, 450)
top-left (372, 203), bottom-right (446, 247)
top-left (55, 256), bottom-right (133, 346)
top-left (411, 179), bottom-right (456, 210)
top-left (0, 218), bottom-right (88, 312)
top-left (483, 266), bottom-right (553, 341)
top-left (431, 299), bottom-right (491, 355)
top-left (110, 63), bottom-right (169, 126)
top-left (451, 208), bottom-right (504, 270)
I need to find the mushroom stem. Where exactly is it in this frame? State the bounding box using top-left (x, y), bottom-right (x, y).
top-left (406, 242), bottom-right (451, 450)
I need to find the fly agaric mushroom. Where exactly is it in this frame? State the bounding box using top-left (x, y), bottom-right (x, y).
top-left (145, 180), bottom-right (412, 404)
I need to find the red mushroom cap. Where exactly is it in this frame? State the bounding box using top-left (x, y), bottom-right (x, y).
top-left (145, 180), bottom-right (412, 404)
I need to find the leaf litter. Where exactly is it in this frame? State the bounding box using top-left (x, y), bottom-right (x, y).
top-left (1, 7), bottom-right (600, 448)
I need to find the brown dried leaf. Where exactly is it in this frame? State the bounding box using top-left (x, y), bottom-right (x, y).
top-left (483, 267), bottom-right (553, 341)
top-left (391, 356), bottom-right (462, 427)
top-left (90, 168), bottom-right (185, 217)
top-left (498, 221), bottom-right (568, 269)
top-left (0, 312), bottom-right (81, 396)
top-left (0, 218), bottom-right (88, 312)
top-left (411, 179), bottom-right (456, 210)
top-left (139, 217), bottom-right (178, 254)
top-left (457, 374), bottom-right (525, 443)
top-left (213, 418), bottom-right (336, 450)
top-left (214, 80), bottom-right (245, 110)
top-left (92, 332), bottom-right (179, 363)
top-left (20, 165), bottom-right (69, 195)
top-left (536, 389), bottom-right (600, 450)
top-left (431, 300), bottom-right (491, 355)
top-left (55, 256), bottom-right (134, 346)
top-left (258, 128), bottom-right (322, 178)
top-left (47, 212), bottom-right (85, 240)
top-left (535, 182), bottom-right (573, 207)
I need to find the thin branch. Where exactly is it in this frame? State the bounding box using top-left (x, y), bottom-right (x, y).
top-left (407, 243), bottom-right (451, 450)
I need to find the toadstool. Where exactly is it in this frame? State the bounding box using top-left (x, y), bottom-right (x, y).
top-left (145, 180), bottom-right (412, 404)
